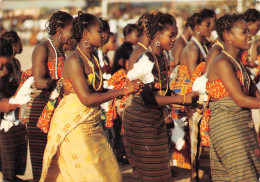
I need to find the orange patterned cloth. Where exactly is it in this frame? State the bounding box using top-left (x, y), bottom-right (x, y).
top-left (105, 69), bottom-right (129, 128)
top-left (240, 50), bottom-right (249, 66)
top-left (37, 57), bottom-right (65, 133)
top-left (186, 62), bottom-right (205, 93)
top-left (206, 71), bottom-right (243, 99)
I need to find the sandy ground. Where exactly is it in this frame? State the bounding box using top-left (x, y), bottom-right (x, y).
top-left (1, 45), bottom-right (259, 182)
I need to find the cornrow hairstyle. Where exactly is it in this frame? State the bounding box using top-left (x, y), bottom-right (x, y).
top-left (0, 38), bottom-right (13, 57)
top-left (243, 8), bottom-right (260, 23)
top-left (216, 14), bottom-right (244, 41)
top-left (99, 17), bottom-right (110, 33)
top-left (46, 11), bottom-right (73, 35)
top-left (200, 8), bottom-right (216, 18)
top-left (190, 11), bottom-right (210, 31)
top-left (184, 14), bottom-right (196, 29)
top-left (148, 12), bottom-right (177, 40)
top-left (71, 11), bottom-right (99, 43)
top-left (2, 30), bottom-right (20, 44)
top-left (137, 13), bottom-right (152, 37)
top-left (122, 23), bottom-right (138, 38)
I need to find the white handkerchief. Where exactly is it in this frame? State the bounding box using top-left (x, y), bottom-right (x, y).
top-left (127, 54), bottom-right (154, 84)
top-left (192, 74), bottom-right (208, 94)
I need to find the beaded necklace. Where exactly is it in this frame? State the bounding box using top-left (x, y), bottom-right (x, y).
top-left (77, 46), bottom-right (103, 91)
top-left (148, 47), bottom-right (169, 96)
top-left (47, 38), bottom-right (66, 79)
top-left (138, 42), bottom-right (148, 50)
top-left (222, 50), bottom-right (250, 92)
top-left (49, 38), bottom-right (66, 58)
top-left (191, 36), bottom-right (208, 59)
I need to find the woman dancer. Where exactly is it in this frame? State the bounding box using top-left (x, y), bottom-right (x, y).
top-left (25, 11), bottom-right (73, 181)
top-left (124, 12), bottom-right (198, 181)
top-left (206, 14), bottom-right (260, 181)
top-left (40, 12), bottom-right (141, 181)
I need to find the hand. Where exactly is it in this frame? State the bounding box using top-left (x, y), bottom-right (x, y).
top-left (125, 80), bottom-right (143, 94)
top-left (184, 92), bottom-right (199, 105)
top-left (0, 98), bottom-right (19, 113)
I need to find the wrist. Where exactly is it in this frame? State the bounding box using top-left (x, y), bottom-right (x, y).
top-left (124, 86), bottom-right (130, 96)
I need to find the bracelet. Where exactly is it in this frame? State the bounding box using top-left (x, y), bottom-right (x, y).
top-left (124, 87), bottom-right (130, 96)
top-left (183, 94), bottom-right (186, 105)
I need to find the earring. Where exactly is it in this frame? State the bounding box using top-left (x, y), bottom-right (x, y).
top-left (156, 40), bottom-right (160, 47)
top-left (229, 40), bottom-right (232, 44)
top-left (198, 31), bottom-right (200, 34)
top-left (83, 40), bottom-right (90, 48)
top-left (59, 34), bottom-right (67, 44)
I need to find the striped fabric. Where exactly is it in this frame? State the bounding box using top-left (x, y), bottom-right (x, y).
top-left (26, 91), bottom-right (50, 181)
top-left (123, 96), bottom-right (172, 182)
top-left (209, 97), bottom-right (260, 181)
top-left (0, 123), bottom-right (27, 181)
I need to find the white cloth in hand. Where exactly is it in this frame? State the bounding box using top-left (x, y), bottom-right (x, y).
top-left (171, 117), bottom-right (187, 151)
top-left (0, 77), bottom-right (34, 132)
top-left (127, 54), bottom-right (154, 84)
top-left (192, 74), bottom-right (208, 94)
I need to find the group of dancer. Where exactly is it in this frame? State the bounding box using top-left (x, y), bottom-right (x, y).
top-left (0, 6), bottom-right (260, 182)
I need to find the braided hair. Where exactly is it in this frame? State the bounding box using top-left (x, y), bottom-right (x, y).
top-left (0, 38), bottom-right (13, 57)
top-left (123, 24), bottom-right (138, 38)
top-left (71, 11), bottom-right (99, 43)
top-left (216, 14), bottom-right (244, 41)
top-left (148, 12), bottom-right (177, 40)
top-left (243, 8), bottom-right (260, 23)
top-left (2, 30), bottom-right (20, 45)
top-left (137, 13), bottom-right (153, 37)
top-left (200, 8), bottom-right (216, 19)
top-left (46, 11), bottom-right (73, 36)
top-left (99, 17), bottom-right (110, 33)
top-left (184, 14), bottom-right (196, 29)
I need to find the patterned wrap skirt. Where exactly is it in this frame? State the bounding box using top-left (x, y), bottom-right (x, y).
top-left (40, 93), bottom-right (121, 182)
top-left (25, 90), bottom-right (50, 181)
top-left (123, 96), bottom-right (172, 182)
top-left (209, 97), bottom-right (260, 181)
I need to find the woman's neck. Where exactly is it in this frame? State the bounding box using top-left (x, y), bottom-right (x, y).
top-left (223, 43), bottom-right (240, 60)
top-left (150, 43), bottom-right (163, 56)
top-left (101, 46), bottom-right (108, 55)
top-left (193, 33), bottom-right (205, 43)
top-left (182, 29), bottom-right (191, 41)
top-left (77, 43), bottom-right (92, 59)
top-left (50, 35), bottom-right (62, 49)
top-left (138, 34), bottom-right (151, 48)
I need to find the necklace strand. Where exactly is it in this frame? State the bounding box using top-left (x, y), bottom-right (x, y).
top-left (222, 50), bottom-right (250, 91)
top-left (77, 46), bottom-right (103, 91)
top-left (148, 47), bottom-right (169, 96)
top-left (49, 38), bottom-right (65, 58)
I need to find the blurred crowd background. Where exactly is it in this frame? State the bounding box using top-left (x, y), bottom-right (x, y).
top-left (0, 0), bottom-right (259, 69)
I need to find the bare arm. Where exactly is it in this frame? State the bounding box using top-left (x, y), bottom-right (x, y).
top-left (65, 55), bottom-right (140, 107)
top-left (203, 45), bottom-right (222, 75)
top-left (32, 44), bottom-right (57, 89)
top-left (171, 39), bottom-right (184, 66)
top-left (127, 47), bottom-right (144, 71)
top-left (216, 58), bottom-right (260, 109)
top-left (186, 47), bottom-right (199, 78)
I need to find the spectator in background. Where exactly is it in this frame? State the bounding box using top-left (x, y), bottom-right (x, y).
top-left (2, 30), bottom-right (23, 97)
top-left (112, 23), bottom-right (138, 74)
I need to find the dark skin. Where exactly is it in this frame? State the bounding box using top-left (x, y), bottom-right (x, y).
top-left (32, 22), bottom-right (73, 90)
top-left (203, 40), bottom-right (224, 75)
top-left (62, 20), bottom-right (142, 107)
top-left (207, 18), bottom-right (260, 153)
top-left (170, 26), bottom-right (193, 68)
top-left (127, 29), bottom-right (151, 71)
top-left (180, 18), bottom-right (211, 78)
top-left (142, 24), bottom-right (199, 106)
